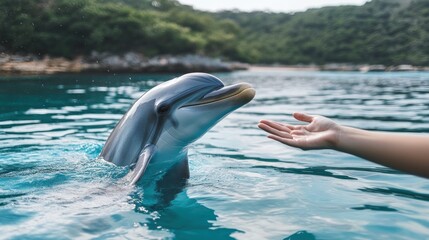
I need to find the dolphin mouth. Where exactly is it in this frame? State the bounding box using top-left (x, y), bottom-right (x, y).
top-left (181, 83), bottom-right (255, 107)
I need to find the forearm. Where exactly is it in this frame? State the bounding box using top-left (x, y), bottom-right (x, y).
top-left (335, 126), bottom-right (429, 178)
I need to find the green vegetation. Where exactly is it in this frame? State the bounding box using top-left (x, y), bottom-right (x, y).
top-left (0, 0), bottom-right (240, 58)
top-left (1, 0), bottom-right (429, 65)
top-left (216, 0), bottom-right (429, 65)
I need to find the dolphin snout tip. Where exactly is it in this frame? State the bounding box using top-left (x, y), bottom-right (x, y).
top-left (240, 86), bottom-right (256, 103)
top-left (231, 82), bottom-right (255, 105)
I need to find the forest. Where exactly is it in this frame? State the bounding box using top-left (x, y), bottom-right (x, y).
top-left (1, 0), bottom-right (429, 65)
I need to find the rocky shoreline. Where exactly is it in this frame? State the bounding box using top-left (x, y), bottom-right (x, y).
top-left (0, 52), bottom-right (248, 75)
top-left (320, 63), bottom-right (429, 72)
top-left (251, 63), bottom-right (429, 72)
top-left (2, 52), bottom-right (429, 75)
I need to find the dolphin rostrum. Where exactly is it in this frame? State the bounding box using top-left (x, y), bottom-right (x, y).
top-left (100, 73), bottom-right (255, 187)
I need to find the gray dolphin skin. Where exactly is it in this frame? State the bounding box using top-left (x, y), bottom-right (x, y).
top-left (100, 73), bottom-right (255, 186)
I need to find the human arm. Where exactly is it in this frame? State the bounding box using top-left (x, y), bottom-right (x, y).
top-left (258, 112), bottom-right (429, 178)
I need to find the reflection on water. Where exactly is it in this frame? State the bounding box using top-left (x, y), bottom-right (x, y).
top-left (283, 231), bottom-right (316, 240)
top-left (1, 71), bottom-right (429, 239)
top-left (144, 191), bottom-right (239, 240)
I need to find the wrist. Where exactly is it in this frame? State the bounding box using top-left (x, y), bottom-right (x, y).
top-left (329, 124), bottom-right (344, 150)
top-left (333, 125), bottom-right (367, 152)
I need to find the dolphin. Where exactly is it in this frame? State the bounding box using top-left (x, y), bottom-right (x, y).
top-left (100, 73), bottom-right (255, 187)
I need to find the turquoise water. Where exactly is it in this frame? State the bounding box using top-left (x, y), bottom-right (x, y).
top-left (1, 71), bottom-right (429, 239)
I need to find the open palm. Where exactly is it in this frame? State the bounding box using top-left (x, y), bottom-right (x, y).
top-left (258, 112), bottom-right (340, 150)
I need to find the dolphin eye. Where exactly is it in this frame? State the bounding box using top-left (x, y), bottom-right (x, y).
top-left (157, 104), bottom-right (170, 114)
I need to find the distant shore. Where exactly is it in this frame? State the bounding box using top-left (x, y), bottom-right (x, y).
top-left (0, 52), bottom-right (248, 75)
top-left (2, 52), bottom-right (429, 75)
top-left (248, 65), bottom-right (319, 72)
top-left (249, 64), bottom-right (429, 72)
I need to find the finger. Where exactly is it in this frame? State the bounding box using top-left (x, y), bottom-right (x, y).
top-left (259, 119), bottom-right (291, 127)
top-left (258, 123), bottom-right (293, 139)
top-left (259, 120), bottom-right (292, 133)
top-left (293, 112), bottom-right (314, 123)
top-left (258, 123), bottom-right (292, 138)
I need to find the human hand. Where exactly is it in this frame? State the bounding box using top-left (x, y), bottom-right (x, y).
top-left (258, 112), bottom-right (340, 150)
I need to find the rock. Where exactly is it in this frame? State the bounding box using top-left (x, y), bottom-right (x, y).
top-left (359, 64), bottom-right (386, 72)
top-left (391, 64), bottom-right (418, 71)
top-left (0, 52), bottom-right (247, 75)
top-left (82, 52), bottom-right (244, 73)
top-left (0, 54), bottom-right (87, 74)
top-left (321, 63), bottom-right (361, 71)
top-left (420, 66), bottom-right (429, 72)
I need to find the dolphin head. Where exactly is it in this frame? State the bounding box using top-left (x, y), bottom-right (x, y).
top-left (159, 73), bottom-right (255, 147)
top-left (141, 73), bottom-right (227, 144)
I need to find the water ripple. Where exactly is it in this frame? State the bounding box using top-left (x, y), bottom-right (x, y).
top-left (252, 165), bottom-right (358, 180)
top-left (359, 187), bottom-right (429, 202)
top-left (351, 204), bottom-right (398, 212)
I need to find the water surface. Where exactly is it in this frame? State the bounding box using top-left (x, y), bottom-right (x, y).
top-left (1, 71), bottom-right (429, 239)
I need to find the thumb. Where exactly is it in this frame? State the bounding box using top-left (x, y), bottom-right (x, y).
top-left (293, 112), bottom-right (314, 123)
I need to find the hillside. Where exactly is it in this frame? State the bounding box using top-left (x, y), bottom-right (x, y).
top-left (1, 0), bottom-right (429, 66)
top-left (215, 0), bottom-right (429, 65)
top-left (0, 0), bottom-right (240, 59)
